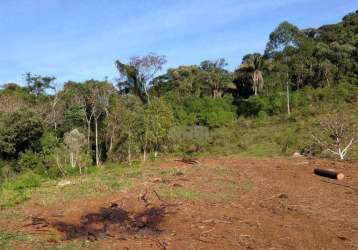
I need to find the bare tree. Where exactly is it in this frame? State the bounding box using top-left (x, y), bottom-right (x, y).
top-left (313, 114), bottom-right (357, 160)
top-left (49, 83), bottom-right (63, 131)
top-left (116, 53), bottom-right (167, 104)
top-left (64, 129), bottom-right (87, 173)
top-left (86, 83), bottom-right (114, 166)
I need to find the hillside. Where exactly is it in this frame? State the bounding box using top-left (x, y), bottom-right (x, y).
top-left (0, 9), bottom-right (357, 250)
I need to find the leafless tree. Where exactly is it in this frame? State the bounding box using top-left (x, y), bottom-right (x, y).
top-left (116, 53), bottom-right (167, 104)
top-left (49, 83), bottom-right (62, 131)
top-left (92, 85), bottom-right (113, 166)
top-left (64, 129), bottom-right (87, 172)
top-left (313, 114), bottom-right (357, 160)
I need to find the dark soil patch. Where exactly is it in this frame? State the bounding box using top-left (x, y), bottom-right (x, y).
top-left (32, 206), bottom-right (166, 241)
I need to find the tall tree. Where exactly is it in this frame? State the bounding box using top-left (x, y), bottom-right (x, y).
top-left (116, 53), bottom-right (167, 104)
top-left (199, 59), bottom-right (234, 98)
top-left (142, 97), bottom-right (174, 160)
top-left (167, 65), bottom-right (202, 97)
top-left (24, 73), bottom-right (56, 96)
top-left (265, 21), bottom-right (302, 116)
top-left (239, 53), bottom-right (265, 95)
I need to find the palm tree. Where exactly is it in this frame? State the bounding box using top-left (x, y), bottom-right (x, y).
top-left (240, 53), bottom-right (264, 95)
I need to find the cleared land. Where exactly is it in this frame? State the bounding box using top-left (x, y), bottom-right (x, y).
top-left (0, 156), bottom-right (357, 249)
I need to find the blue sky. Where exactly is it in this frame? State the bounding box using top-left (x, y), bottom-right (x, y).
top-left (1, 0), bottom-right (357, 85)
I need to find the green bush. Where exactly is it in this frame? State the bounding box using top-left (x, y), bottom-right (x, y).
top-left (2, 171), bottom-right (42, 191)
top-left (172, 96), bottom-right (237, 128)
top-left (17, 150), bottom-right (44, 171)
top-left (0, 109), bottom-right (44, 160)
top-left (237, 95), bottom-right (283, 116)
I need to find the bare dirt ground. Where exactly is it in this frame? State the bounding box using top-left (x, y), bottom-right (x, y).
top-left (1, 156), bottom-right (358, 249)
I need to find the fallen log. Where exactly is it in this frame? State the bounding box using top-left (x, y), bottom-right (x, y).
top-left (314, 168), bottom-right (344, 180)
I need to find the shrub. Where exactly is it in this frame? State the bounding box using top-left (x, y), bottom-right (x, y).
top-left (0, 109), bottom-right (44, 160)
top-left (172, 96), bottom-right (237, 128)
top-left (17, 150), bottom-right (44, 172)
top-left (2, 171), bottom-right (42, 191)
top-left (237, 95), bottom-right (282, 116)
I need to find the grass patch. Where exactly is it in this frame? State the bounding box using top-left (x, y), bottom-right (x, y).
top-left (159, 168), bottom-right (185, 176)
top-left (0, 209), bottom-right (24, 220)
top-left (2, 172), bottom-right (42, 191)
top-left (241, 179), bottom-right (254, 192)
top-left (0, 164), bottom-right (143, 207)
top-left (158, 185), bottom-right (200, 200)
top-left (44, 241), bottom-right (89, 250)
top-left (0, 172), bottom-right (43, 208)
top-left (238, 143), bottom-right (281, 157)
top-left (0, 229), bottom-right (86, 250)
top-left (31, 165), bottom-right (142, 205)
top-left (205, 175), bottom-right (254, 202)
top-left (207, 178), bottom-right (241, 202)
top-left (210, 167), bottom-right (232, 177)
top-left (0, 189), bottom-right (32, 208)
top-left (0, 229), bottom-right (33, 250)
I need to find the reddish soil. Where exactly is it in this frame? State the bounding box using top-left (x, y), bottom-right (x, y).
top-left (2, 156), bottom-right (358, 249)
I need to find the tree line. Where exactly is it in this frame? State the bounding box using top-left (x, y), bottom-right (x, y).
top-left (0, 10), bottom-right (357, 176)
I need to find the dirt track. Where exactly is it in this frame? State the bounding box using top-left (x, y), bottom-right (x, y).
top-left (2, 156), bottom-right (358, 249)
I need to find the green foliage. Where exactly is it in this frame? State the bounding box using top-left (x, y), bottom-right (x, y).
top-left (0, 109), bottom-right (44, 160)
top-left (0, 229), bottom-right (33, 249)
top-left (2, 171), bottom-right (42, 191)
top-left (0, 172), bottom-right (42, 208)
top-left (172, 96), bottom-right (236, 128)
top-left (63, 106), bottom-right (85, 130)
top-left (14, 131), bottom-right (63, 177)
top-left (265, 21), bottom-right (302, 56)
top-left (142, 97), bottom-right (175, 154)
top-left (237, 95), bottom-right (283, 116)
top-left (1, 10), bottom-right (358, 180)
top-left (17, 150), bottom-right (44, 171)
top-left (24, 72), bottom-right (56, 96)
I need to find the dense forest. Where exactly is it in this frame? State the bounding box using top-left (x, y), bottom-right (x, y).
top-left (1, 10), bottom-right (357, 180)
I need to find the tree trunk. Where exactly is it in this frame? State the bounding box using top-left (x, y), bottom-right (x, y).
top-left (324, 71), bottom-right (331, 88)
top-left (87, 120), bottom-right (91, 151)
top-left (143, 125), bottom-right (148, 162)
top-left (53, 108), bottom-right (57, 131)
top-left (252, 73), bottom-right (258, 96)
top-left (70, 152), bottom-right (75, 168)
top-left (95, 119), bottom-right (99, 166)
top-left (109, 127), bottom-right (114, 153)
top-left (286, 77), bottom-right (291, 116)
top-left (144, 87), bottom-right (151, 104)
top-left (143, 147), bottom-right (147, 162)
top-left (128, 138), bottom-right (132, 166)
top-left (285, 56), bottom-right (291, 116)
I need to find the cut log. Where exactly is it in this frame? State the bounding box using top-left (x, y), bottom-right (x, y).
top-left (314, 168), bottom-right (344, 180)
